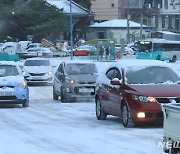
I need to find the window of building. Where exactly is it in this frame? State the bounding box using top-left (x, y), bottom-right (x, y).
top-left (111, 3), bottom-right (115, 8)
top-left (165, 0), bottom-right (168, 9)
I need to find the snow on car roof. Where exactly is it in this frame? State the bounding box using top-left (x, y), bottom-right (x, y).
top-left (103, 59), bottom-right (171, 73)
top-left (62, 60), bottom-right (95, 65)
top-left (25, 57), bottom-right (50, 61)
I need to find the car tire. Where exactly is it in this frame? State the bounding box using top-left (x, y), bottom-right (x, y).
top-left (96, 98), bottom-right (107, 120)
top-left (171, 55), bottom-right (176, 63)
top-left (22, 100), bottom-right (29, 108)
top-left (60, 87), bottom-right (67, 103)
top-left (121, 102), bottom-right (134, 128)
top-left (156, 55), bottom-right (161, 60)
top-left (53, 86), bottom-right (59, 100)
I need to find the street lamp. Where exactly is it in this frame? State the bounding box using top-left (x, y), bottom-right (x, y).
top-left (70, 0), bottom-right (73, 60)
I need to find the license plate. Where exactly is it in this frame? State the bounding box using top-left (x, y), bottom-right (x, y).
top-left (0, 91), bottom-right (14, 96)
top-left (79, 88), bottom-right (94, 93)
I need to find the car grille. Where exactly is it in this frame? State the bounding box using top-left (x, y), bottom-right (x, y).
top-left (29, 73), bottom-right (46, 76)
top-left (0, 86), bottom-right (14, 88)
top-left (155, 97), bottom-right (180, 103)
top-left (0, 96), bottom-right (17, 100)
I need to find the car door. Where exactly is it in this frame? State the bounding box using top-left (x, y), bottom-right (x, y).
top-left (54, 63), bottom-right (65, 94)
top-left (108, 68), bottom-right (122, 116)
top-left (101, 69), bottom-right (115, 113)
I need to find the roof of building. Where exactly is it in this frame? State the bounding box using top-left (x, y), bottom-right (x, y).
top-left (90, 19), bottom-right (147, 28)
top-left (46, 0), bottom-right (89, 15)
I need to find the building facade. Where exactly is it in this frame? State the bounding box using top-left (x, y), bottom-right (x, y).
top-left (91, 0), bottom-right (180, 33)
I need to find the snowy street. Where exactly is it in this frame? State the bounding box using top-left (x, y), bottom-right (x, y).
top-left (0, 85), bottom-right (164, 154)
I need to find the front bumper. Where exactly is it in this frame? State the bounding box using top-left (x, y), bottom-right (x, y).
top-left (25, 75), bottom-right (53, 83)
top-left (0, 86), bottom-right (29, 104)
top-left (63, 84), bottom-right (95, 100)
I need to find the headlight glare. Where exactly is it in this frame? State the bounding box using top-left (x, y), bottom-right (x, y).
top-left (69, 79), bottom-right (75, 84)
top-left (45, 71), bottom-right (52, 76)
top-left (18, 81), bottom-right (27, 90)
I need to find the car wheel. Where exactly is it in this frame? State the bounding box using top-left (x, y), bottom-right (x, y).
top-left (121, 102), bottom-right (134, 128)
top-left (156, 55), bottom-right (161, 60)
top-left (22, 100), bottom-right (29, 108)
top-left (171, 55), bottom-right (176, 62)
top-left (96, 98), bottom-right (107, 120)
top-left (53, 86), bottom-right (59, 100)
top-left (60, 87), bottom-right (67, 103)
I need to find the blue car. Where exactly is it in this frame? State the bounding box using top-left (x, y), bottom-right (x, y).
top-left (0, 61), bottom-right (29, 107)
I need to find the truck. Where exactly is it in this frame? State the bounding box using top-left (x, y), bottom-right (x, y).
top-left (162, 104), bottom-right (180, 154)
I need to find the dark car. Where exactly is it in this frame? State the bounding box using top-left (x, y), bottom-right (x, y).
top-left (95, 59), bottom-right (180, 127)
top-left (53, 61), bottom-right (98, 102)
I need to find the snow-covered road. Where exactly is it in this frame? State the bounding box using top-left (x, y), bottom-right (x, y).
top-left (0, 85), bottom-right (164, 154)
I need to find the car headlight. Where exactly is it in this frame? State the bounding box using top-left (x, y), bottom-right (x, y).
top-left (133, 95), bottom-right (156, 103)
top-left (66, 77), bottom-right (75, 84)
top-left (18, 81), bottom-right (27, 90)
top-left (22, 70), bottom-right (26, 75)
top-left (45, 71), bottom-right (52, 76)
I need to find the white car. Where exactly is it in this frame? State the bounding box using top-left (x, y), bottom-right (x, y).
top-left (23, 58), bottom-right (53, 84)
top-left (20, 47), bottom-right (53, 58)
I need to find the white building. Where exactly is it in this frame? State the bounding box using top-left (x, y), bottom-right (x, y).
top-left (87, 19), bottom-right (148, 43)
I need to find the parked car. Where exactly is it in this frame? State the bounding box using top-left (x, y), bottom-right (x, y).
top-left (0, 61), bottom-right (29, 107)
top-left (23, 58), bottom-right (53, 84)
top-left (26, 43), bottom-right (43, 50)
top-left (53, 61), bottom-right (98, 102)
top-left (73, 45), bottom-right (97, 56)
top-left (19, 47), bottom-right (53, 58)
top-left (95, 59), bottom-right (180, 127)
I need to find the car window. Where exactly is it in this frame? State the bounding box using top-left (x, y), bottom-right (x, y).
top-left (0, 65), bottom-right (19, 77)
top-left (25, 60), bottom-right (50, 66)
top-left (64, 63), bottom-right (97, 75)
top-left (57, 64), bottom-right (64, 72)
top-left (126, 66), bottom-right (180, 84)
top-left (106, 69), bottom-right (115, 80)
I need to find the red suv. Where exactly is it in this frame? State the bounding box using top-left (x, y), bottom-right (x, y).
top-left (95, 60), bottom-right (180, 127)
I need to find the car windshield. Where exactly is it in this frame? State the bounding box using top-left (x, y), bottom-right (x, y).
top-left (64, 63), bottom-right (98, 75)
top-left (25, 60), bottom-right (50, 66)
top-left (0, 65), bottom-right (19, 77)
top-left (125, 66), bottom-right (180, 84)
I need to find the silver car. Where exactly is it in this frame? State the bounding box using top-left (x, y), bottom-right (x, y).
top-left (53, 61), bottom-right (98, 102)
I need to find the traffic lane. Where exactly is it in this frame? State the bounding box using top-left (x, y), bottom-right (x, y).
top-left (0, 86), bottom-right (163, 154)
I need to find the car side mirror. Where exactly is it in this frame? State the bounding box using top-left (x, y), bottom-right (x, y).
top-left (55, 71), bottom-right (63, 77)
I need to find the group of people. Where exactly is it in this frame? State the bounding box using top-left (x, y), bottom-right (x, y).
top-left (99, 45), bottom-right (110, 60)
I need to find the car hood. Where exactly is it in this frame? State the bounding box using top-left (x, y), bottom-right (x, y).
top-left (24, 66), bottom-right (52, 73)
top-left (127, 84), bottom-right (180, 97)
top-left (0, 75), bottom-right (25, 86)
top-left (66, 74), bottom-right (98, 83)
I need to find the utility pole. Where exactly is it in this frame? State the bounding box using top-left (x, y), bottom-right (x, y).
top-left (140, 11), bottom-right (143, 40)
top-left (127, 0), bottom-right (130, 44)
top-left (70, 0), bottom-right (73, 60)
